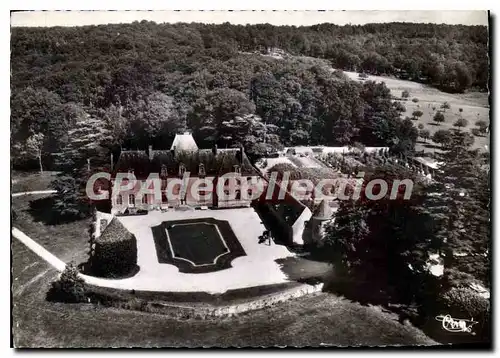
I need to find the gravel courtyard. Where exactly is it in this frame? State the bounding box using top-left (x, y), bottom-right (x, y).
top-left (108, 208), bottom-right (296, 293)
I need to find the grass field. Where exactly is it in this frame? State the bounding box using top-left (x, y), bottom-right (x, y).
top-left (12, 219), bottom-right (436, 347)
top-left (11, 171), bottom-right (59, 193)
top-left (151, 217), bottom-right (247, 274)
top-left (167, 222), bottom-right (228, 265)
top-left (12, 194), bottom-right (90, 264)
top-left (13, 246), bottom-right (436, 348)
top-left (341, 70), bottom-right (490, 155)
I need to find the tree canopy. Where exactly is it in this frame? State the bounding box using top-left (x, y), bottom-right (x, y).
top-left (12, 21), bottom-right (471, 170)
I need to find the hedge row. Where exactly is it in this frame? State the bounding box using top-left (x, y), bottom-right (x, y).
top-left (90, 218), bottom-right (138, 278)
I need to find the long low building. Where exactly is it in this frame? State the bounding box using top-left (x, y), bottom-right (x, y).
top-left (281, 146), bottom-right (390, 156)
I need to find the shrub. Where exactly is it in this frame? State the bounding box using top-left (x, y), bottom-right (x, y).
top-left (432, 129), bottom-right (452, 147)
top-left (412, 110), bottom-right (424, 119)
top-left (393, 101), bottom-right (406, 112)
top-left (475, 120), bottom-right (488, 133)
top-left (47, 262), bottom-right (87, 303)
top-left (441, 102), bottom-right (451, 110)
top-left (439, 287), bottom-right (490, 339)
top-left (417, 123), bottom-right (424, 130)
top-left (440, 288), bottom-right (488, 317)
top-left (433, 111), bottom-right (445, 124)
top-left (419, 129), bottom-right (431, 142)
top-left (453, 118), bottom-right (469, 128)
top-left (401, 90), bottom-right (410, 98)
top-left (412, 98), bottom-right (419, 103)
top-left (459, 108), bottom-right (463, 113)
top-left (90, 218), bottom-right (137, 277)
top-left (471, 128), bottom-right (482, 137)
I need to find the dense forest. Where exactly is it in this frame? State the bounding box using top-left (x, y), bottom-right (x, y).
top-left (11, 21), bottom-right (488, 170)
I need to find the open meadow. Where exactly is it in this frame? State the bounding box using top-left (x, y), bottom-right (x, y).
top-left (340, 70), bottom-right (490, 154)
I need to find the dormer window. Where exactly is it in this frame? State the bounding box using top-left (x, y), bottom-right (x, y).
top-left (128, 194), bottom-right (135, 206)
top-left (161, 165), bottom-right (168, 177)
top-left (198, 163), bottom-right (206, 177)
top-left (233, 165), bottom-right (241, 174)
top-left (179, 163), bottom-right (186, 177)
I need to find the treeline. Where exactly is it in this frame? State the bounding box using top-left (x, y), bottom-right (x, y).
top-left (199, 21), bottom-right (488, 92)
top-left (11, 20), bottom-right (485, 170)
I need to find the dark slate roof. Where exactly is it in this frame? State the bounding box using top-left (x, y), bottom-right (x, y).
top-left (113, 150), bottom-right (151, 178)
top-left (113, 148), bottom-right (259, 177)
top-left (313, 199), bottom-right (333, 221)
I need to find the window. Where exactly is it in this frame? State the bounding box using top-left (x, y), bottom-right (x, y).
top-left (161, 165), bottom-right (168, 177)
top-left (179, 163), bottom-right (186, 177)
top-left (198, 163), bottom-right (205, 176)
top-left (247, 189), bottom-right (253, 197)
top-left (128, 194), bottom-right (135, 206)
top-left (235, 190), bottom-right (241, 200)
top-left (116, 194), bottom-right (123, 205)
top-left (142, 194), bottom-right (149, 204)
top-left (233, 165), bottom-right (241, 174)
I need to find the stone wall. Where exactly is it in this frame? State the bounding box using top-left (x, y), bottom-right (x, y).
top-left (142, 283), bottom-right (324, 319)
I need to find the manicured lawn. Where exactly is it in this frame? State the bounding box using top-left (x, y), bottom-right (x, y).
top-left (13, 251), bottom-right (436, 348)
top-left (11, 171), bottom-right (59, 193)
top-left (11, 194), bottom-right (90, 264)
top-left (167, 221), bottom-right (228, 265)
top-left (151, 218), bottom-right (246, 273)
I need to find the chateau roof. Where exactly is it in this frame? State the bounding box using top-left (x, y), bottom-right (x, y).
top-left (114, 150), bottom-right (150, 178)
top-left (114, 147), bottom-right (259, 177)
top-left (170, 132), bottom-right (198, 152)
top-left (313, 199), bottom-right (333, 221)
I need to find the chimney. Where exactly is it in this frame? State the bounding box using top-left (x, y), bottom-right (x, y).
top-left (212, 144), bottom-right (218, 156)
top-left (238, 144), bottom-right (244, 163)
top-left (148, 145), bottom-right (153, 160)
top-left (110, 153), bottom-right (114, 171)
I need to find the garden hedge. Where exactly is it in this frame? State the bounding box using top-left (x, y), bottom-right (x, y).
top-left (90, 218), bottom-right (137, 278)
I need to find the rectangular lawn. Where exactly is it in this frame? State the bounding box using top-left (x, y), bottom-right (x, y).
top-left (166, 222), bottom-right (228, 266)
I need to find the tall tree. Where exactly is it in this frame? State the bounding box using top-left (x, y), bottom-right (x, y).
top-left (428, 130), bottom-right (490, 287)
top-left (219, 113), bottom-right (283, 159)
top-left (25, 133), bottom-right (45, 174)
top-left (323, 165), bottom-right (441, 302)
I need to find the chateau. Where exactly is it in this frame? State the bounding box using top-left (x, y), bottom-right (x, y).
top-left (109, 132), bottom-right (263, 215)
